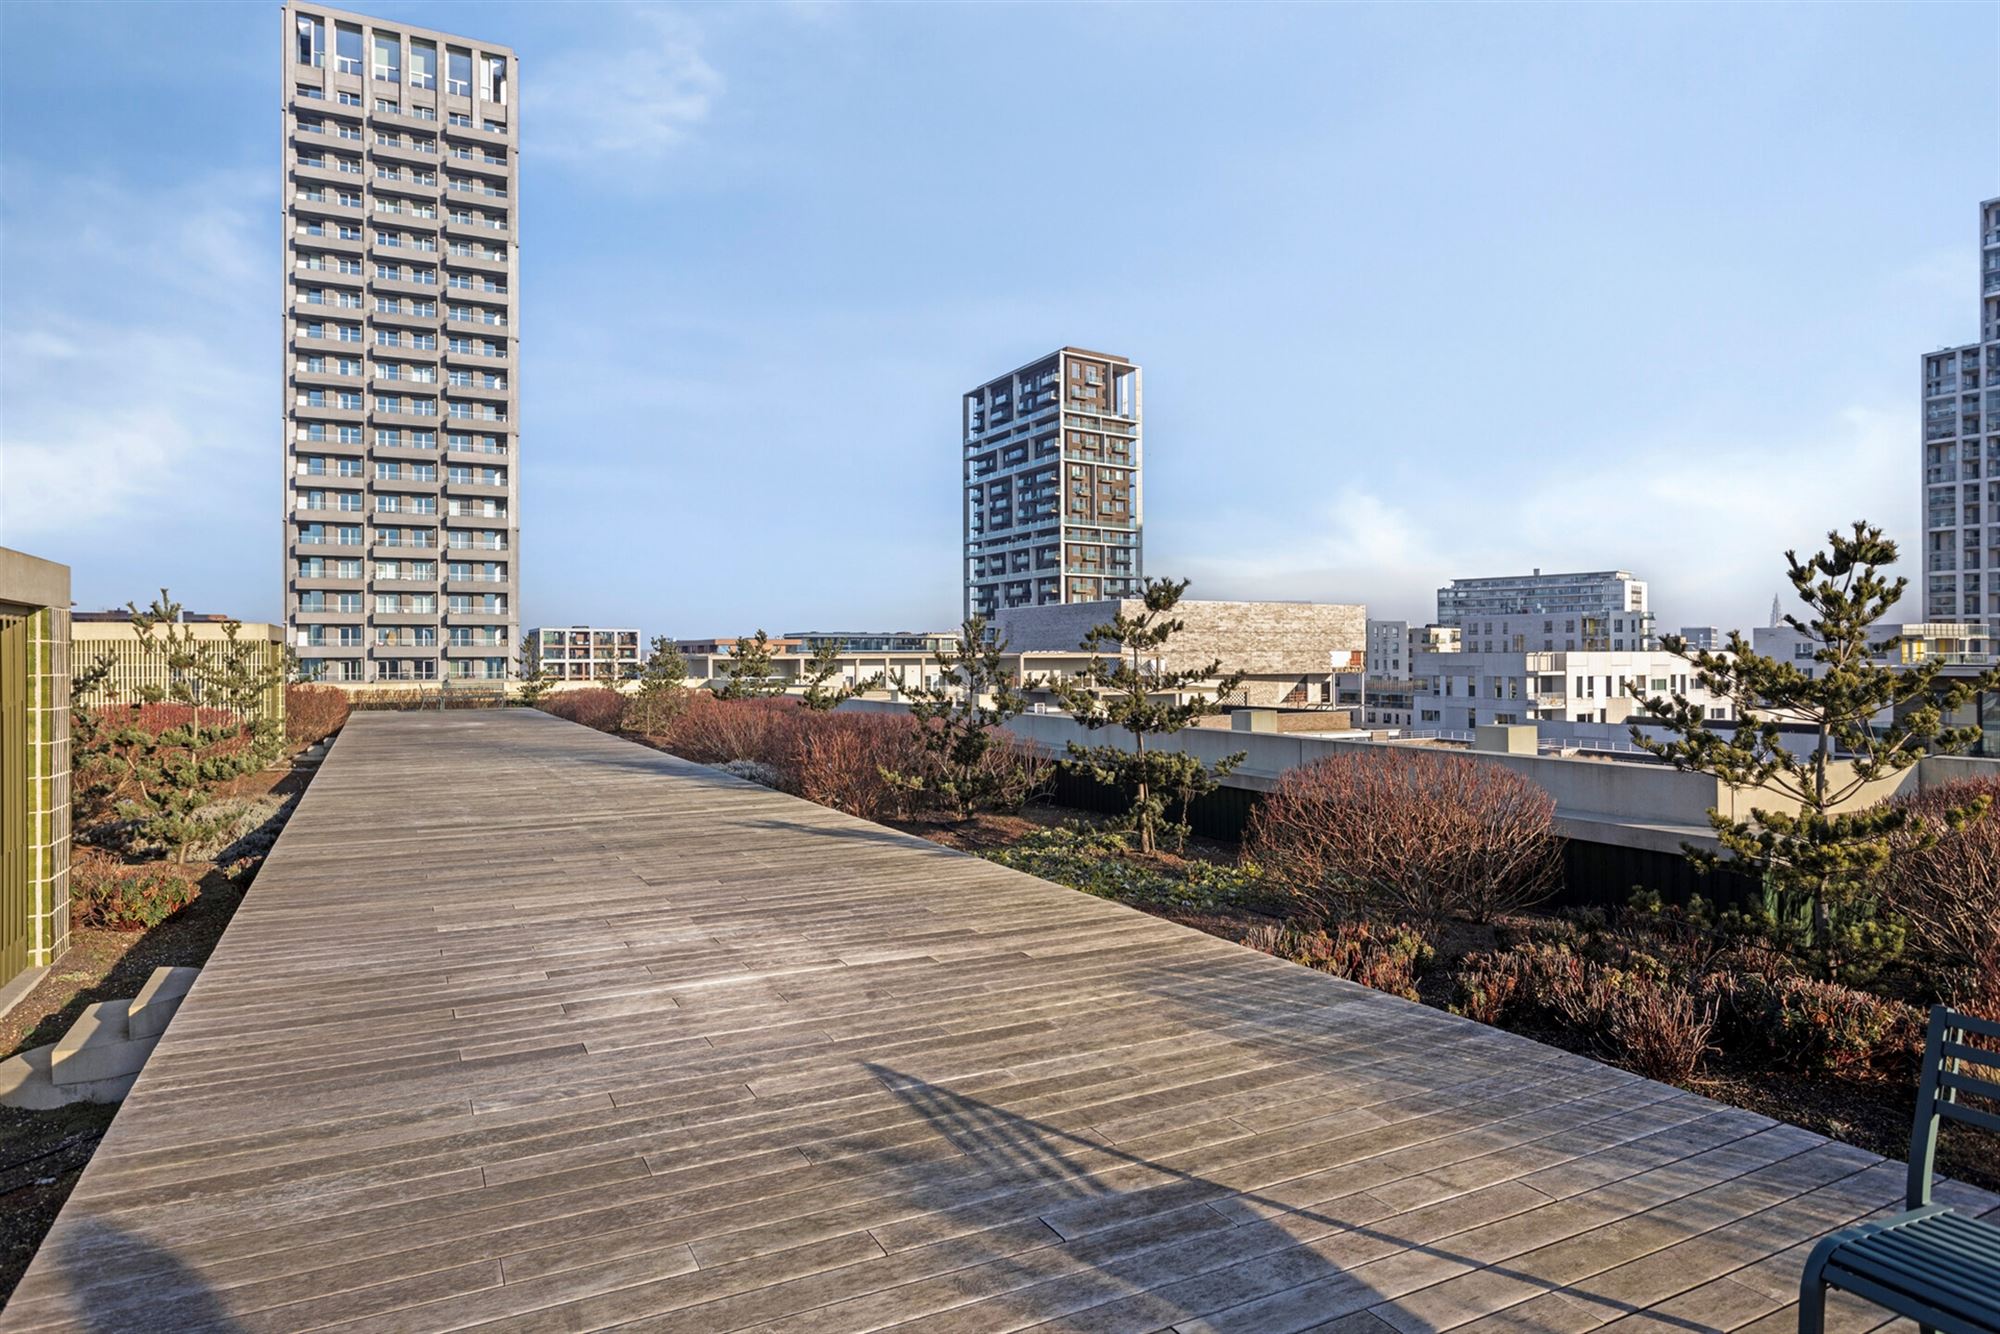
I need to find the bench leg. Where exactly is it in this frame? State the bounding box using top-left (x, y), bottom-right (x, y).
top-left (1797, 1243), bottom-right (1835, 1334)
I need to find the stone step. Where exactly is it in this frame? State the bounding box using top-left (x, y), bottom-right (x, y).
top-left (50, 1001), bottom-right (157, 1088)
top-left (128, 966), bottom-right (200, 1041)
top-left (0, 1043), bottom-right (137, 1109)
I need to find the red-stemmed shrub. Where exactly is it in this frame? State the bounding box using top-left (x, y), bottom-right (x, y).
top-left (655, 695), bottom-right (805, 772)
top-left (1242, 921), bottom-right (1434, 1001)
top-left (539, 687), bottom-right (629, 733)
top-left (1247, 749), bottom-right (1561, 927)
top-left (285, 685), bottom-right (351, 747)
top-left (789, 711), bottom-right (930, 822)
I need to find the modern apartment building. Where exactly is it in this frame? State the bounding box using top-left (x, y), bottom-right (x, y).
top-left (281, 4), bottom-right (519, 686)
top-left (1438, 570), bottom-right (1652, 651)
top-left (1678, 626), bottom-right (1722, 651)
top-left (963, 349), bottom-right (1142, 622)
top-left (528, 628), bottom-right (642, 682)
top-left (1920, 196), bottom-right (2000, 624)
top-left (1365, 619), bottom-right (1409, 679)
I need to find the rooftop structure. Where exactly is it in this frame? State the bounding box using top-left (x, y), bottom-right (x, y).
top-left (0, 549), bottom-right (72, 998)
top-left (281, 3), bottom-right (519, 687)
top-left (72, 620), bottom-right (288, 723)
top-left (963, 348), bottom-right (1142, 621)
top-left (1411, 646), bottom-right (1734, 734)
top-left (1920, 195), bottom-right (2000, 624)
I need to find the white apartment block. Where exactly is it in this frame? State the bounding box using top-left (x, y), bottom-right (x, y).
top-left (963, 349), bottom-right (1142, 622)
top-left (1437, 569), bottom-right (1652, 649)
top-left (1920, 196), bottom-right (2000, 624)
top-left (1679, 626), bottom-right (1722, 651)
top-left (1751, 622), bottom-right (1994, 681)
top-left (529, 628), bottom-right (642, 682)
top-left (1412, 648), bottom-right (1732, 732)
top-left (282, 4), bottom-right (519, 685)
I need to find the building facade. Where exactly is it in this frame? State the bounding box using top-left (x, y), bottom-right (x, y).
top-left (1412, 647), bottom-right (1732, 733)
top-left (963, 348), bottom-right (1142, 622)
top-left (282, 4), bottom-right (519, 687)
top-left (1437, 569), bottom-right (1650, 647)
top-left (1365, 619), bottom-right (1409, 679)
top-left (1920, 196), bottom-right (2000, 624)
top-left (1678, 626), bottom-right (1722, 651)
top-left (999, 598), bottom-right (1365, 708)
top-left (528, 628), bottom-right (642, 682)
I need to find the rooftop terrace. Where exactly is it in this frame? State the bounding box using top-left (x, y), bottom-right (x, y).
top-left (6, 710), bottom-right (1993, 1332)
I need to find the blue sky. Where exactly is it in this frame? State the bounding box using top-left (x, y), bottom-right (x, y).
top-left (1, 2), bottom-right (1994, 636)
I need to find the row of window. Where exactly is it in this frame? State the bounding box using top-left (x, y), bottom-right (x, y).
top-left (299, 336), bottom-right (506, 365)
top-left (297, 558), bottom-right (507, 583)
top-left (301, 625), bottom-right (507, 647)
top-left (295, 424), bottom-right (510, 455)
top-left (293, 17), bottom-right (508, 105)
top-left (296, 221), bottom-right (507, 264)
top-left (296, 660), bottom-right (514, 682)
top-left (294, 260), bottom-right (509, 297)
top-left (297, 520), bottom-right (509, 541)
top-left (297, 492), bottom-right (508, 518)
top-left (297, 458), bottom-right (507, 486)
top-left (295, 88), bottom-right (511, 141)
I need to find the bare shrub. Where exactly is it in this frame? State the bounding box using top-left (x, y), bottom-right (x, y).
top-left (656, 696), bottom-right (803, 770)
top-left (1607, 986), bottom-right (1716, 1083)
top-left (1882, 777), bottom-right (2000, 982)
top-left (539, 687), bottom-right (628, 733)
top-left (791, 712), bottom-right (930, 822)
top-left (284, 685), bottom-right (350, 748)
top-left (1247, 749), bottom-right (1561, 927)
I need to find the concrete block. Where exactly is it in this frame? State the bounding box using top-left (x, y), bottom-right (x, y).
top-left (0, 1044), bottom-right (137, 1109)
top-left (1474, 723), bottom-right (1538, 755)
top-left (1232, 709), bottom-right (1277, 733)
top-left (127, 966), bottom-right (200, 1041)
top-left (51, 1001), bottom-right (156, 1087)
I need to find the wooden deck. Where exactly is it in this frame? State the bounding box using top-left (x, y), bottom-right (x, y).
top-left (5, 709), bottom-right (1993, 1333)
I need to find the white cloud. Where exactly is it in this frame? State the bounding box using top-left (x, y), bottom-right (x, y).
top-left (534, 10), bottom-right (722, 166)
top-left (0, 168), bottom-right (267, 546)
top-left (1172, 406), bottom-right (1913, 633)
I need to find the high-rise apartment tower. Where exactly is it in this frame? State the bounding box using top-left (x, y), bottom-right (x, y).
top-left (1920, 196), bottom-right (2000, 625)
top-left (962, 348), bottom-right (1142, 622)
top-left (282, 4), bottom-right (519, 685)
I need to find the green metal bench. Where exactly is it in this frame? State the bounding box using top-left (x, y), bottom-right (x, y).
top-left (1799, 1005), bottom-right (2000, 1334)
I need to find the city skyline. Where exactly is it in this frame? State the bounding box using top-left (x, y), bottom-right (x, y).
top-left (2, 2), bottom-right (1995, 637)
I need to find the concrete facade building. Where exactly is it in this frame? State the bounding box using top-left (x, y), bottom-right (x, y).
top-left (282, 4), bottom-right (519, 687)
top-left (1365, 619), bottom-right (1409, 679)
top-left (963, 349), bottom-right (1142, 621)
top-left (1438, 570), bottom-right (1651, 649)
top-left (1678, 626), bottom-right (1722, 651)
top-left (999, 598), bottom-right (1365, 708)
top-left (528, 628), bottom-right (642, 682)
top-left (1920, 196), bottom-right (2000, 624)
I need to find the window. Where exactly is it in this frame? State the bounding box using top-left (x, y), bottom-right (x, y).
top-left (334, 22), bottom-right (363, 74)
top-left (411, 39), bottom-right (437, 89)
top-left (295, 13), bottom-right (326, 66)
top-left (446, 48), bottom-right (472, 97)
top-left (372, 31), bottom-right (401, 83)
top-left (336, 90), bottom-right (361, 107)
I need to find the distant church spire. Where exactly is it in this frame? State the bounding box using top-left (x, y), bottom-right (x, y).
top-left (1769, 593), bottom-right (1782, 626)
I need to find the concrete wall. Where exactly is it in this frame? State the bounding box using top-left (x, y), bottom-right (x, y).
top-left (842, 697), bottom-right (1996, 855)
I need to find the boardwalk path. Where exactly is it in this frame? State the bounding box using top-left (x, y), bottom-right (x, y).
top-left (5, 710), bottom-right (1989, 1332)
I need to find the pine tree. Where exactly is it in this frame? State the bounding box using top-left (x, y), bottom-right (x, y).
top-left (886, 617), bottom-right (1032, 821)
top-left (1633, 521), bottom-right (2000, 955)
top-left (626, 635), bottom-right (689, 733)
top-left (92, 592), bottom-right (289, 862)
top-left (1047, 578), bottom-right (1246, 854)
top-left (516, 635), bottom-right (552, 704)
top-left (715, 629), bottom-right (786, 699)
top-left (798, 639), bottom-right (886, 712)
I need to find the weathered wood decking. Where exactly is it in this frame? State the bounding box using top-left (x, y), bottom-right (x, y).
top-left (5, 709), bottom-right (1993, 1333)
